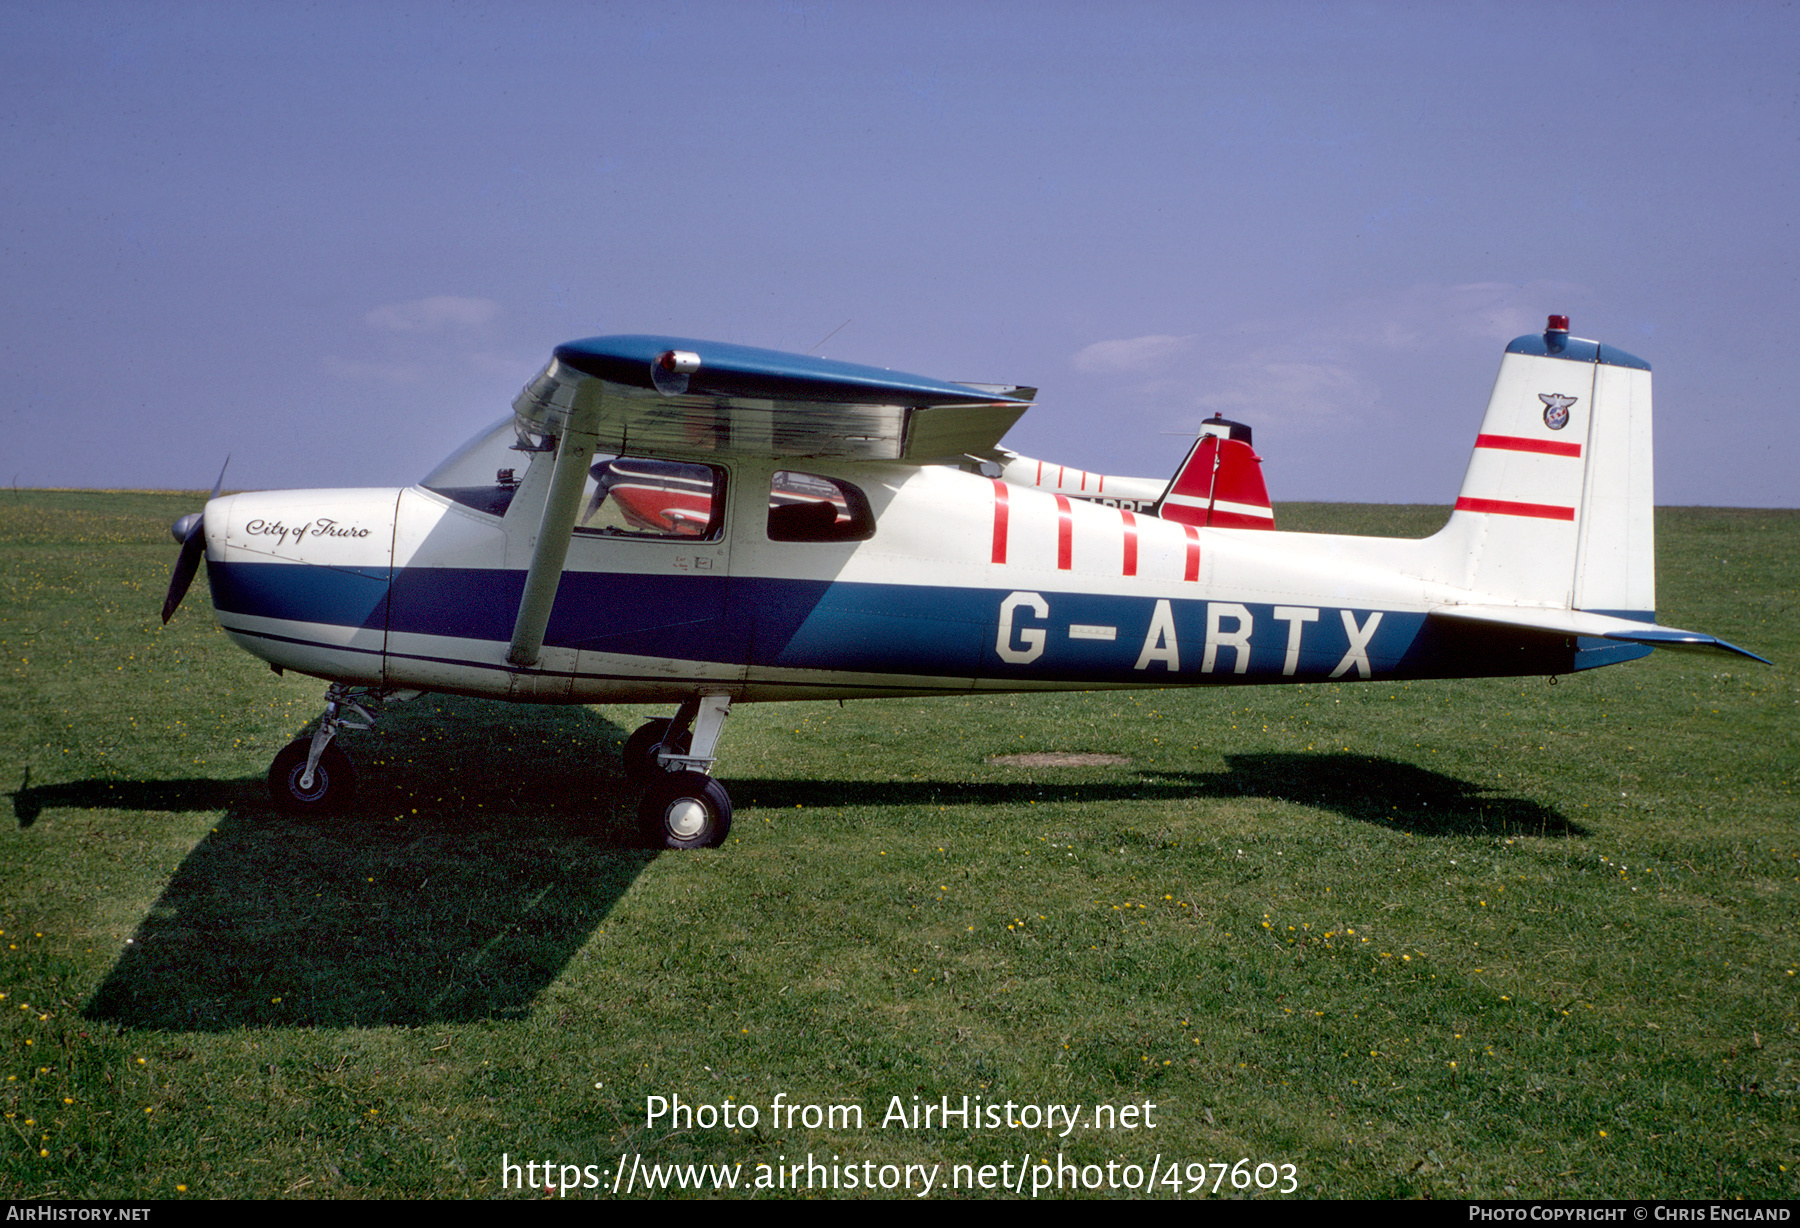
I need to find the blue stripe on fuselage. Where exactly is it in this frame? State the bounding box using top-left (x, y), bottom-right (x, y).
top-left (212, 560), bottom-right (740, 660)
top-left (741, 582), bottom-right (1576, 682)
top-left (209, 560), bottom-right (1585, 685)
top-left (208, 560), bottom-right (392, 630)
top-left (386, 567), bottom-right (734, 653)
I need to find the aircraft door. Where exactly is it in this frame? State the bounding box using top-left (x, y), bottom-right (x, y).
top-left (563, 455), bottom-right (747, 699)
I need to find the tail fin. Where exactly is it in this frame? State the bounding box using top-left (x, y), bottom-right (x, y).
top-left (1424, 317), bottom-right (1766, 663)
top-left (1426, 317), bottom-right (1765, 663)
top-left (1433, 316), bottom-right (1653, 618)
top-left (1154, 415), bottom-right (1276, 530)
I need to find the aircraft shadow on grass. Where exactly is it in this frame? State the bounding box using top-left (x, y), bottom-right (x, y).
top-left (8, 701), bottom-right (655, 1032)
top-left (725, 752), bottom-right (1582, 840)
top-left (5, 700), bottom-right (1576, 1032)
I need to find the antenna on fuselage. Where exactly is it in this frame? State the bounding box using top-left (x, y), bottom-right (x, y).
top-left (807, 318), bottom-right (853, 355)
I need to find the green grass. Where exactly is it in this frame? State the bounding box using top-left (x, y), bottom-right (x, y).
top-left (1, 490), bottom-right (1795, 1198)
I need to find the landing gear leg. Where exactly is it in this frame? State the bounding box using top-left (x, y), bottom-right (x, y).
top-left (268, 684), bottom-right (407, 814)
top-left (637, 693), bottom-right (734, 849)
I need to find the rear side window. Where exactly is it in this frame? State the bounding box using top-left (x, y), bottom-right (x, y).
top-left (767, 471), bottom-right (875, 542)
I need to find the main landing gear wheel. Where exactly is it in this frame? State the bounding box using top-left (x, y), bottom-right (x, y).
top-left (269, 739), bottom-right (356, 814)
top-left (638, 771), bottom-right (732, 850)
top-left (622, 719), bottom-right (691, 782)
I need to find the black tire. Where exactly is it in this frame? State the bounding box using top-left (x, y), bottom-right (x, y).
top-left (268, 739), bottom-right (356, 814)
top-left (622, 719), bottom-right (691, 782)
top-left (638, 771), bottom-right (732, 849)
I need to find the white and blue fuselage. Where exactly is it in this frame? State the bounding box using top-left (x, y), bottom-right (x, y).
top-left (201, 430), bottom-right (1629, 707)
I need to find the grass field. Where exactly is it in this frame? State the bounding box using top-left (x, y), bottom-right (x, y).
top-left (1, 490), bottom-right (1794, 1199)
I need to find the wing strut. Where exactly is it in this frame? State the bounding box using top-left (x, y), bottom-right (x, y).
top-left (507, 415), bottom-right (600, 668)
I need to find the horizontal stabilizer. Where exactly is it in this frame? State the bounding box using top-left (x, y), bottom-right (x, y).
top-left (1430, 604), bottom-right (1769, 664)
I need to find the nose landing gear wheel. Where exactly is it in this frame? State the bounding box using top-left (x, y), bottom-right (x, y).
top-left (269, 739), bottom-right (356, 814)
top-left (638, 771), bottom-right (731, 849)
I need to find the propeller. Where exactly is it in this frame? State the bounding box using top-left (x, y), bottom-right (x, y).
top-left (161, 457), bottom-right (229, 624)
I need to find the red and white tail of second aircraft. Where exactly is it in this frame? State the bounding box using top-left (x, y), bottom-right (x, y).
top-left (986, 413), bottom-right (1275, 530)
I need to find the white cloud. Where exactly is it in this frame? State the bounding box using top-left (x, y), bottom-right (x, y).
top-left (1072, 333), bottom-right (1194, 375)
top-left (364, 295), bottom-right (499, 332)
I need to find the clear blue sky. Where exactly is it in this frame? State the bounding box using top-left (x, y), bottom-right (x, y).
top-left (4, 1), bottom-right (1795, 505)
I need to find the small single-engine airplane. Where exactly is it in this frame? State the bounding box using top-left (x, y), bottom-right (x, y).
top-left (161, 316), bottom-right (1763, 848)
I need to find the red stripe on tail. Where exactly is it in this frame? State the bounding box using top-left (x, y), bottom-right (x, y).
top-left (1455, 496), bottom-right (1575, 521)
top-left (1475, 433), bottom-right (1583, 458)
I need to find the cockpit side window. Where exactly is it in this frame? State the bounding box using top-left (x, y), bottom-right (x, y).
top-left (767, 471), bottom-right (876, 542)
top-left (577, 456), bottom-right (726, 540)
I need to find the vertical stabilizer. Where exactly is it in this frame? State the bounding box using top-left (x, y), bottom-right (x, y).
top-left (1432, 317), bottom-right (1654, 618)
top-left (1154, 415), bottom-right (1276, 529)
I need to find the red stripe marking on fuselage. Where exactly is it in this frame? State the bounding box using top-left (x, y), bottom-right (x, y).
top-left (1055, 495), bottom-right (1073, 570)
top-left (1475, 433), bottom-right (1583, 458)
top-left (1455, 496), bottom-right (1576, 521)
top-left (991, 479), bottom-right (1010, 563)
top-left (1183, 524), bottom-right (1201, 581)
top-left (1121, 509), bottom-right (1138, 577)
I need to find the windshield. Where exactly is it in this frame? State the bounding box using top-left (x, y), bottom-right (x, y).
top-left (420, 417), bottom-right (544, 517)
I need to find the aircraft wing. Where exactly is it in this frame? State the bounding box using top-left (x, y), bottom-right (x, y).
top-left (504, 335), bottom-right (1033, 667)
top-left (512, 335), bottom-right (1033, 464)
top-left (1429, 603), bottom-right (1770, 663)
